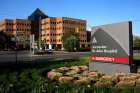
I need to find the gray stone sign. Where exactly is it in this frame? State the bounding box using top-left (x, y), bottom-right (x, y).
top-left (89, 21), bottom-right (136, 74)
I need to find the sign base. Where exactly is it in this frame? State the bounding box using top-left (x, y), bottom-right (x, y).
top-left (89, 62), bottom-right (130, 75)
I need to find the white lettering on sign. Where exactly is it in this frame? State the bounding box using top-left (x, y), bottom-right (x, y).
top-left (92, 56), bottom-right (115, 62)
top-left (92, 45), bottom-right (107, 49)
top-left (92, 45), bottom-right (118, 54)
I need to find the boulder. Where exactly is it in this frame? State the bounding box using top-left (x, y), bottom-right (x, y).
top-left (119, 76), bottom-right (136, 81)
top-left (47, 71), bottom-right (63, 80)
top-left (100, 75), bottom-right (118, 84)
top-left (79, 66), bottom-right (88, 71)
top-left (57, 67), bottom-right (70, 72)
top-left (95, 81), bottom-right (113, 88)
top-left (115, 81), bottom-right (135, 88)
top-left (58, 76), bottom-right (74, 83)
top-left (75, 77), bottom-right (90, 85)
top-left (136, 79), bottom-right (140, 86)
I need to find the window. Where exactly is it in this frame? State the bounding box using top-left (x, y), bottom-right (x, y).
top-left (59, 39), bottom-right (61, 42)
top-left (81, 44), bottom-right (85, 48)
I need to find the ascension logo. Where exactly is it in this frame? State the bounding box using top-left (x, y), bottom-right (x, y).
top-left (92, 37), bottom-right (97, 44)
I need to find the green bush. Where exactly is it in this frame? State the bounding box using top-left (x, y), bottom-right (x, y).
top-left (0, 70), bottom-right (47, 93)
top-left (63, 35), bottom-right (79, 52)
top-left (78, 47), bottom-right (90, 52)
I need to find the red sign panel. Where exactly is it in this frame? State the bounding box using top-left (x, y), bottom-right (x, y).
top-left (91, 55), bottom-right (129, 64)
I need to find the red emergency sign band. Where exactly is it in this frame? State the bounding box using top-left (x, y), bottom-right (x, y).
top-left (91, 56), bottom-right (129, 63)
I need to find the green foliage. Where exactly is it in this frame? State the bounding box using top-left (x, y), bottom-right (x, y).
top-left (63, 35), bottom-right (79, 51)
top-left (78, 47), bottom-right (90, 51)
top-left (0, 32), bottom-right (9, 49)
top-left (0, 70), bottom-right (47, 93)
top-left (133, 37), bottom-right (140, 50)
top-left (62, 30), bottom-right (78, 42)
top-left (62, 30), bottom-right (79, 51)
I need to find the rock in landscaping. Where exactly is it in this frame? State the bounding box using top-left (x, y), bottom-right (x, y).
top-left (47, 65), bottom-right (140, 88)
top-left (79, 66), bottom-right (88, 71)
top-left (100, 75), bottom-right (118, 84)
top-left (136, 79), bottom-right (140, 86)
top-left (58, 76), bottom-right (74, 83)
top-left (119, 76), bottom-right (137, 81)
top-left (57, 67), bottom-right (70, 73)
top-left (115, 80), bottom-right (135, 88)
top-left (70, 66), bottom-right (81, 73)
top-left (75, 77), bottom-right (90, 85)
top-left (95, 81), bottom-right (113, 88)
top-left (65, 70), bottom-right (79, 76)
top-left (47, 71), bottom-right (63, 80)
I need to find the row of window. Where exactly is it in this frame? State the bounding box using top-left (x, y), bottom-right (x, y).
top-left (41, 33), bottom-right (63, 36)
top-left (42, 39), bottom-right (87, 43)
top-left (64, 27), bottom-right (85, 32)
top-left (5, 23), bottom-right (30, 26)
top-left (42, 21), bottom-right (85, 26)
top-left (80, 34), bottom-right (87, 37)
top-left (80, 40), bottom-right (87, 42)
top-left (41, 33), bottom-right (86, 37)
top-left (42, 39), bottom-right (62, 42)
top-left (41, 27), bottom-right (62, 30)
top-left (5, 23), bottom-right (13, 25)
top-left (42, 27), bottom-right (86, 31)
top-left (63, 21), bottom-right (85, 26)
top-left (6, 29), bottom-right (30, 32)
top-left (42, 21), bottom-right (63, 25)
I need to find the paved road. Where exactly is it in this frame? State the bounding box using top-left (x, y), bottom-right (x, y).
top-left (0, 51), bottom-right (90, 63)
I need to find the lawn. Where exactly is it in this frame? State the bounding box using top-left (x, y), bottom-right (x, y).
top-left (0, 56), bottom-right (90, 93)
top-left (0, 56), bottom-right (140, 93)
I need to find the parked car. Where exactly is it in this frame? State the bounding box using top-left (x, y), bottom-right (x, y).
top-left (47, 49), bottom-right (53, 54)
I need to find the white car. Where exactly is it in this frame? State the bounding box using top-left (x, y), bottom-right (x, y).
top-left (47, 49), bottom-right (53, 54)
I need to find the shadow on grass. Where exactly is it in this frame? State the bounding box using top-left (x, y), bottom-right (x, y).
top-left (0, 57), bottom-right (89, 74)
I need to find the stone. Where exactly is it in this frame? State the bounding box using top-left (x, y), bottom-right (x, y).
top-left (58, 76), bottom-right (74, 83)
top-left (136, 79), bottom-right (140, 86)
top-left (95, 81), bottom-right (113, 88)
top-left (75, 77), bottom-right (90, 85)
top-left (47, 71), bottom-right (63, 80)
top-left (116, 81), bottom-right (135, 88)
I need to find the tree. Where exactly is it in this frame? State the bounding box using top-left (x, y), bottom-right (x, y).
top-left (133, 37), bottom-right (140, 50)
top-left (62, 31), bottom-right (79, 51)
top-left (63, 35), bottom-right (79, 51)
top-left (0, 32), bottom-right (16, 50)
top-left (0, 32), bottom-right (9, 49)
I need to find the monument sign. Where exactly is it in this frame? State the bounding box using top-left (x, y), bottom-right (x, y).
top-left (89, 21), bottom-right (136, 74)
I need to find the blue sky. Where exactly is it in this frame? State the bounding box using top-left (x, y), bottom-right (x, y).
top-left (0, 0), bottom-right (140, 35)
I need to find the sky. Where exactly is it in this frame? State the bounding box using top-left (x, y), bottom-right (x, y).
top-left (0, 0), bottom-right (140, 36)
